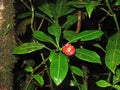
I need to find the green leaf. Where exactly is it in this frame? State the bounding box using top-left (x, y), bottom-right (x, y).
top-left (105, 33), bottom-right (120, 73)
top-left (50, 52), bottom-right (68, 86)
top-left (113, 69), bottom-right (120, 84)
top-left (38, 0), bottom-right (53, 17)
top-left (68, 30), bottom-right (103, 43)
top-left (115, 0), bottom-right (120, 6)
top-left (67, 1), bottom-right (87, 8)
top-left (55, 0), bottom-right (74, 19)
top-left (96, 80), bottom-right (112, 87)
top-left (63, 30), bottom-right (78, 42)
top-left (35, 12), bottom-right (52, 23)
top-left (12, 42), bottom-right (45, 54)
top-left (48, 23), bottom-right (61, 46)
top-left (113, 84), bottom-right (120, 90)
top-left (71, 66), bottom-right (83, 77)
top-left (75, 48), bottom-right (101, 64)
top-left (17, 12), bottom-right (31, 19)
top-left (62, 15), bottom-right (77, 30)
top-left (55, 0), bottom-right (66, 19)
top-left (27, 82), bottom-right (35, 90)
top-left (33, 74), bottom-right (44, 86)
top-left (49, 50), bottom-right (56, 62)
top-left (93, 43), bottom-right (106, 52)
top-left (86, 1), bottom-right (100, 18)
top-left (33, 31), bottom-right (55, 45)
top-left (24, 66), bottom-right (33, 72)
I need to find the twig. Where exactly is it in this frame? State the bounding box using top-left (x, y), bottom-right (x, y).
top-left (76, 10), bottom-right (82, 33)
top-left (37, 19), bottom-right (44, 30)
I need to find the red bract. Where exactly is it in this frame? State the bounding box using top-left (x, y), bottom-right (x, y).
top-left (62, 44), bottom-right (76, 56)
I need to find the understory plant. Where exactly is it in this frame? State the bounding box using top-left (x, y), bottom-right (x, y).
top-left (13, 0), bottom-right (120, 90)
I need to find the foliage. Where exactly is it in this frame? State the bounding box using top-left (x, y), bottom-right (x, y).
top-left (13, 0), bottom-right (120, 90)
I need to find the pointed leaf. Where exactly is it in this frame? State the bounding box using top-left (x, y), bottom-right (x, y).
top-left (17, 12), bottom-right (31, 19)
top-left (48, 23), bottom-right (61, 45)
top-left (75, 48), bottom-right (101, 64)
top-left (50, 52), bottom-right (68, 86)
top-left (68, 30), bottom-right (103, 43)
top-left (55, 0), bottom-right (74, 19)
top-left (24, 66), bottom-right (33, 72)
top-left (49, 50), bottom-right (56, 62)
top-left (55, 0), bottom-right (67, 18)
top-left (86, 1), bottom-right (100, 18)
top-left (27, 82), bottom-right (35, 90)
top-left (33, 31), bottom-right (55, 44)
top-left (62, 15), bottom-right (77, 29)
top-left (38, 0), bottom-right (53, 17)
top-left (12, 42), bottom-right (45, 54)
top-left (63, 30), bottom-right (78, 42)
top-left (67, 1), bottom-right (87, 8)
top-left (33, 74), bottom-right (44, 86)
top-left (113, 69), bottom-right (120, 84)
top-left (113, 85), bottom-right (120, 90)
top-left (105, 33), bottom-right (120, 73)
top-left (71, 66), bottom-right (83, 77)
top-left (96, 80), bottom-right (112, 87)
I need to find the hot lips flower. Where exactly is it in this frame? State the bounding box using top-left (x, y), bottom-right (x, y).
top-left (62, 44), bottom-right (76, 56)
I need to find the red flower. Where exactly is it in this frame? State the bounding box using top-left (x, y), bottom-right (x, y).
top-left (62, 44), bottom-right (76, 56)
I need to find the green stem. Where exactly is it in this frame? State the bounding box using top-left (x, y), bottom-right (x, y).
top-left (113, 14), bottom-right (120, 32)
top-left (71, 73), bottom-right (81, 90)
top-left (105, 0), bottom-right (120, 32)
top-left (30, 0), bottom-right (35, 32)
top-left (107, 71), bottom-right (112, 82)
top-left (25, 55), bottom-right (49, 89)
top-left (105, 0), bottom-right (113, 14)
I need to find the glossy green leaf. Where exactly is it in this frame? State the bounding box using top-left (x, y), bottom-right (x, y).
top-left (24, 66), bottom-right (33, 72)
top-left (38, 0), bottom-right (53, 17)
top-left (71, 66), bottom-right (83, 77)
top-left (33, 74), bottom-right (44, 86)
top-left (62, 15), bottom-right (77, 29)
top-left (50, 52), bottom-right (68, 86)
top-left (96, 80), bottom-right (112, 87)
top-left (49, 50), bottom-right (56, 62)
top-left (75, 48), bottom-right (101, 64)
top-left (33, 31), bottom-right (55, 45)
top-left (113, 85), bottom-right (120, 90)
top-left (86, 1), bottom-right (100, 18)
top-left (68, 30), bottom-right (103, 43)
top-left (12, 42), bottom-right (45, 54)
top-left (48, 23), bottom-right (61, 46)
top-left (105, 33), bottom-right (120, 73)
top-left (63, 30), bottom-right (78, 42)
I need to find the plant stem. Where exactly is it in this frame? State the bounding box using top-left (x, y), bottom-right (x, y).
top-left (41, 53), bottom-right (54, 90)
top-left (25, 54), bottom-right (49, 89)
top-left (30, 0), bottom-right (35, 32)
top-left (105, 0), bottom-right (120, 32)
top-left (71, 73), bottom-right (81, 90)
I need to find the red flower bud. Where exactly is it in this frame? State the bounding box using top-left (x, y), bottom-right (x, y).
top-left (62, 44), bottom-right (76, 56)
